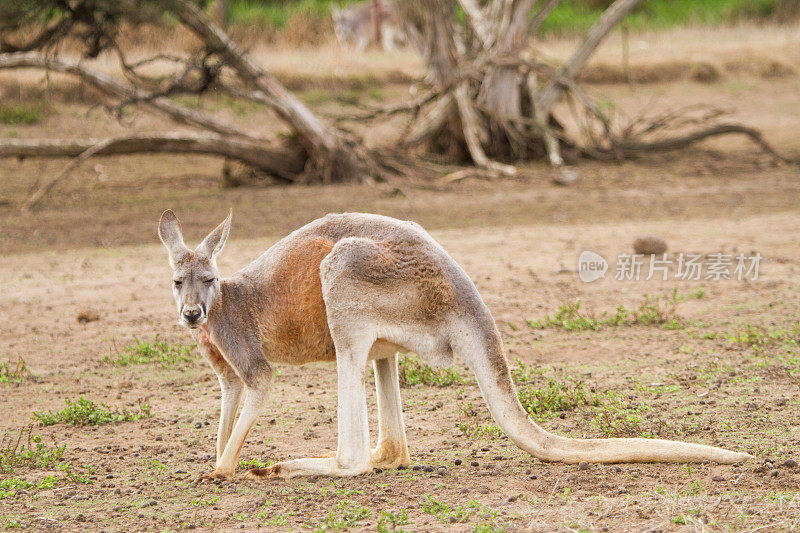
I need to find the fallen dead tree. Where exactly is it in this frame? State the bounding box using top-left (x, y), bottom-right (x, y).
top-left (0, 0), bottom-right (791, 210)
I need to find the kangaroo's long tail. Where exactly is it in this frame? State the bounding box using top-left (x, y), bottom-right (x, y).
top-left (452, 318), bottom-right (751, 465)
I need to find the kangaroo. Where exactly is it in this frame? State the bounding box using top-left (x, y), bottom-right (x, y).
top-left (331, 1), bottom-right (407, 53)
top-left (158, 210), bottom-right (750, 481)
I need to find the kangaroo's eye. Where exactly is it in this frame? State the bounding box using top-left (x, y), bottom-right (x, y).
top-left (173, 280), bottom-right (182, 288)
top-left (204, 278), bottom-right (215, 284)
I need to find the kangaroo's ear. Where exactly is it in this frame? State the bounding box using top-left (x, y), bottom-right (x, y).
top-left (196, 209), bottom-right (232, 261)
top-left (158, 210), bottom-right (189, 265)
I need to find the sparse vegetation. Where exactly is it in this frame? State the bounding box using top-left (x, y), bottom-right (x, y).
top-left (528, 289), bottom-right (703, 331)
top-left (422, 495), bottom-right (480, 523)
top-left (103, 338), bottom-right (195, 368)
top-left (397, 356), bottom-right (463, 387)
top-left (32, 397), bottom-right (152, 427)
top-left (0, 101), bottom-right (52, 125)
top-left (0, 359), bottom-right (31, 384)
top-left (0, 427), bottom-right (66, 473)
top-left (314, 501), bottom-right (371, 532)
top-left (377, 509), bottom-right (411, 533)
top-left (517, 378), bottom-right (600, 419)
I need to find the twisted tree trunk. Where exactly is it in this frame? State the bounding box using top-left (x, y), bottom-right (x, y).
top-left (175, 1), bottom-right (382, 182)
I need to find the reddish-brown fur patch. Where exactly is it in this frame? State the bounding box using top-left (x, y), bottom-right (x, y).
top-left (258, 237), bottom-right (337, 364)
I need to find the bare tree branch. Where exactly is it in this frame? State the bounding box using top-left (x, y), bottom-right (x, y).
top-left (1, 132), bottom-right (304, 183)
top-left (536, 0), bottom-right (644, 115)
top-left (0, 52), bottom-right (253, 139)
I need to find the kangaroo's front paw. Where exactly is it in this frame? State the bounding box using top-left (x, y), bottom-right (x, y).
top-left (194, 470), bottom-right (231, 484)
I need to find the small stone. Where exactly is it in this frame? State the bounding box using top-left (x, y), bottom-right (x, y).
top-left (76, 310), bottom-right (100, 324)
top-left (194, 422), bottom-right (202, 429)
top-left (712, 475), bottom-right (725, 482)
top-left (424, 466), bottom-right (434, 473)
top-left (529, 474), bottom-right (537, 480)
top-left (613, 466), bottom-right (622, 473)
top-left (770, 469), bottom-right (779, 478)
top-left (578, 461), bottom-right (589, 470)
top-left (525, 468), bottom-right (531, 475)
top-left (374, 468), bottom-right (383, 474)
top-left (470, 461), bottom-right (479, 467)
top-left (552, 168), bottom-right (578, 186)
top-left (783, 459), bottom-right (797, 468)
top-left (397, 465), bottom-right (406, 470)
top-left (508, 495), bottom-right (518, 502)
top-left (76, 514), bottom-right (86, 522)
top-left (776, 398), bottom-right (787, 407)
top-left (308, 475), bottom-right (320, 482)
top-left (412, 465), bottom-right (421, 471)
top-left (633, 236), bottom-right (667, 255)
top-left (454, 459), bottom-right (462, 466)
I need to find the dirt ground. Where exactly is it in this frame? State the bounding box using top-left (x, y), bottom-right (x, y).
top-left (1, 24), bottom-right (800, 533)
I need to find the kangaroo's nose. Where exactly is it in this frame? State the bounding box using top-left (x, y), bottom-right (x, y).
top-left (183, 307), bottom-right (202, 322)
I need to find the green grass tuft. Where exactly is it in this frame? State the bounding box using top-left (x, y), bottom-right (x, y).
top-left (0, 101), bottom-right (52, 125)
top-left (0, 359), bottom-right (31, 384)
top-left (397, 356), bottom-right (463, 387)
top-left (517, 378), bottom-right (600, 418)
top-left (32, 397), bottom-right (152, 427)
top-left (103, 338), bottom-right (195, 368)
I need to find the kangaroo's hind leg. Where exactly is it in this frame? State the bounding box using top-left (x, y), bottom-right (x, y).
top-left (371, 349), bottom-right (410, 469)
top-left (248, 331), bottom-right (375, 479)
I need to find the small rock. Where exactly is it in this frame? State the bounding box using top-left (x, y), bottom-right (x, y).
top-left (578, 461), bottom-right (589, 470)
top-left (412, 465), bottom-right (421, 471)
top-left (454, 459), bottom-right (462, 466)
top-left (76, 514), bottom-right (86, 522)
top-left (525, 468), bottom-right (531, 475)
top-left (776, 398), bottom-right (787, 407)
top-left (374, 468), bottom-right (382, 474)
top-left (783, 459), bottom-right (797, 468)
top-left (397, 465), bottom-right (406, 470)
top-left (770, 469), bottom-right (779, 478)
top-left (194, 422), bottom-right (202, 429)
top-left (552, 168), bottom-right (578, 186)
top-left (76, 310), bottom-right (100, 324)
top-left (633, 236), bottom-right (667, 255)
top-left (529, 474), bottom-right (537, 480)
top-left (470, 461), bottom-right (479, 467)
top-left (508, 495), bottom-right (518, 502)
top-left (424, 466), bottom-right (434, 473)
top-left (712, 475), bottom-right (725, 482)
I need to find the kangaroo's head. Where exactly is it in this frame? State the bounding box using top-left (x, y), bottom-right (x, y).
top-left (158, 209), bottom-right (231, 329)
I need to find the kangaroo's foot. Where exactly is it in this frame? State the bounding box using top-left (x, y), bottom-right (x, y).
top-left (246, 454), bottom-right (378, 479)
top-left (194, 469), bottom-right (232, 484)
top-left (370, 440), bottom-right (410, 470)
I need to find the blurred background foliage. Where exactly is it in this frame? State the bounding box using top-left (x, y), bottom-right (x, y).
top-left (224, 0), bottom-right (800, 34)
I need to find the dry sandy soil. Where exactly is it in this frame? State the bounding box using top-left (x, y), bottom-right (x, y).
top-left (1, 24), bottom-right (800, 533)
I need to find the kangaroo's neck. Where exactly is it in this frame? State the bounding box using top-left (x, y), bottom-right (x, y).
top-left (205, 275), bottom-right (257, 335)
